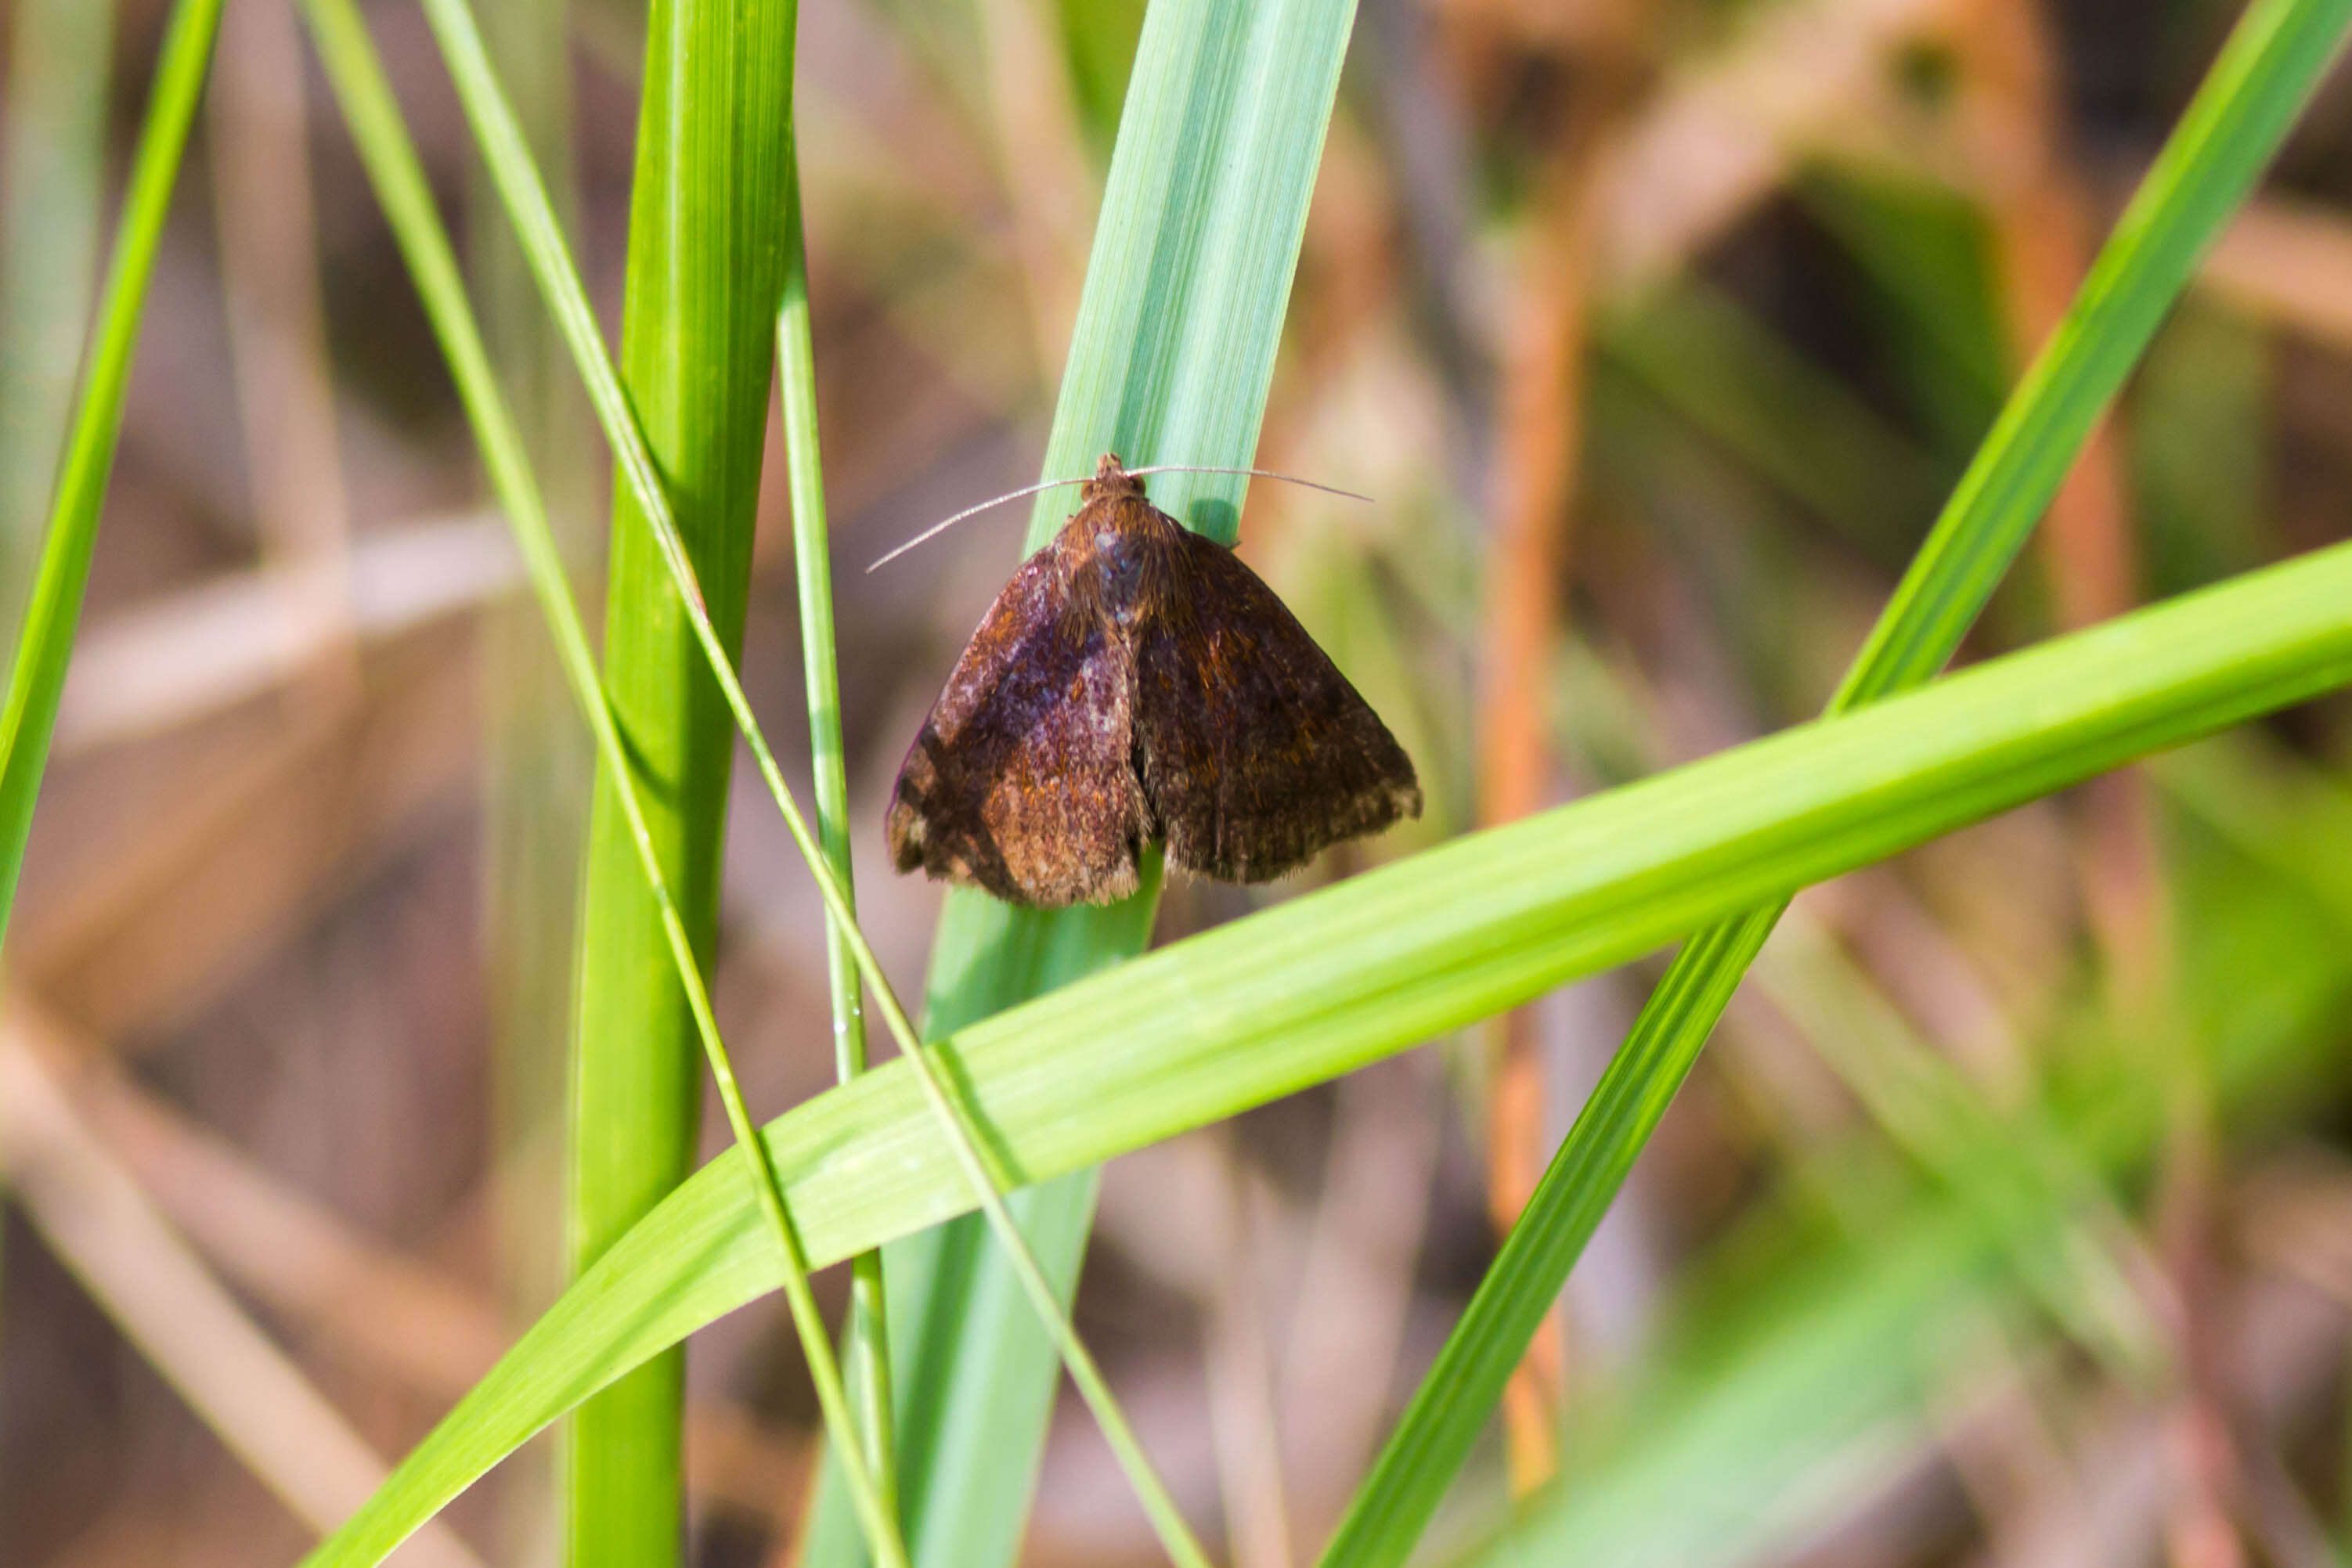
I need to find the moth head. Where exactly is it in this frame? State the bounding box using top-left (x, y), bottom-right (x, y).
top-left (1080, 452), bottom-right (1146, 507)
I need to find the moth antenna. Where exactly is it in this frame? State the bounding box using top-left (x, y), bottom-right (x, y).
top-left (1119, 463), bottom-right (1374, 506)
top-left (865, 476), bottom-right (1093, 572)
top-left (867, 461), bottom-right (1374, 572)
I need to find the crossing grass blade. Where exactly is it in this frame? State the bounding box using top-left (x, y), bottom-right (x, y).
top-left (299, 527), bottom-right (2352, 1567)
top-left (1313, 4), bottom-right (2352, 1563)
top-left (0, 0), bottom-right (225, 949)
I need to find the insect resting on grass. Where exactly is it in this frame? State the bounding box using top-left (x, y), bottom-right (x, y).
top-left (882, 453), bottom-right (1421, 907)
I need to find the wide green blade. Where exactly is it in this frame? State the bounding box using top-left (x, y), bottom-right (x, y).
top-left (559, 0), bottom-right (799, 1562)
top-left (303, 528), bottom-right (2352, 1568)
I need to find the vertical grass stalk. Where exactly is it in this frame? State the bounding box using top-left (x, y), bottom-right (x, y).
top-left (558, 0), bottom-right (795, 1560)
top-left (813, 2), bottom-right (1363, 1560)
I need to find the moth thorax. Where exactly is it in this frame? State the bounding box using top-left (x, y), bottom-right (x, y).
top-left (1088, 519), bottom-right (1153, 624)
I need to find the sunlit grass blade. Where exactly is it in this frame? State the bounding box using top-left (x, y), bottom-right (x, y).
top-left (554, 0), bottom-right (802, 1556)
top-left (0, 0), bottom-right (225, 946)
top-left (300, 527), bottom-right (2352, 1568)
top-left (290, 4), bottom-right (909, 1566)
top-left (777, 145), bottom-right (898, 1521)
top-left (1315, 3), bottom-right (2352, 1563)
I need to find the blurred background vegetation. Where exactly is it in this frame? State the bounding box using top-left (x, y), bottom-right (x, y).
top-left (4, 0), bottom-right (2352, 1565)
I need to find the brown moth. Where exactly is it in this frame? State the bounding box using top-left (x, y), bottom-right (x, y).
top-left (887, 453), bottom-right (1422, 907)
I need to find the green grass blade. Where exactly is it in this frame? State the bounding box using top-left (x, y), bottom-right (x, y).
top-left (556, 0), bottom-right (799, 1559)
top-left (0, 0), bottom-right (225, 947)
top-left (300, 530), bottom-right (2352, 1567)
top-left (0, 0), bottom-right (117, 630)
top-left (1840, 0), bottom-right (2350, 705)
top-left (777, 146), bottom-right (899, 1522)
top-left (1316, 3), bottom-right (2352, 1562)
top-left (292, 5), bottom-right (908, 1566)
top-left (810, 3), bottom-right (1363, 1563)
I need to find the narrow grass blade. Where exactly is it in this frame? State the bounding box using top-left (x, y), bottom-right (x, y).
top-left (1316, 4), bottom-right (2352, 1563)
top-left (0, 0), bottom-right (225, 946)
top-left (555, 0), bottom-right (802, 1557)
top-left (777, 145), bottom-right (899, 1521)
top-left (292, 5), bottom-right (909, 1566)
top-left (301, 530), bottom-right (2352, 1568)
top-left (0, 0), bottom-right (117, 631)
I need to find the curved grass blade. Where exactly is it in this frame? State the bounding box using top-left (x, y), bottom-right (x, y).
top-left (0, 0), bottom-right (225, 945)
top-left (290, 4), bottom-right (909, 1564)
top-left (301, 529), bottom-right (2352, 1567)
top-left (1315, 3), bottom-right (2352, 1563)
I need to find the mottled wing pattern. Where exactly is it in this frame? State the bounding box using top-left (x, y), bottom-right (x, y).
top-left (886, 543), bottom-right (1151, 906)
top-left (1134, 526), bottom-right (1420, 884)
